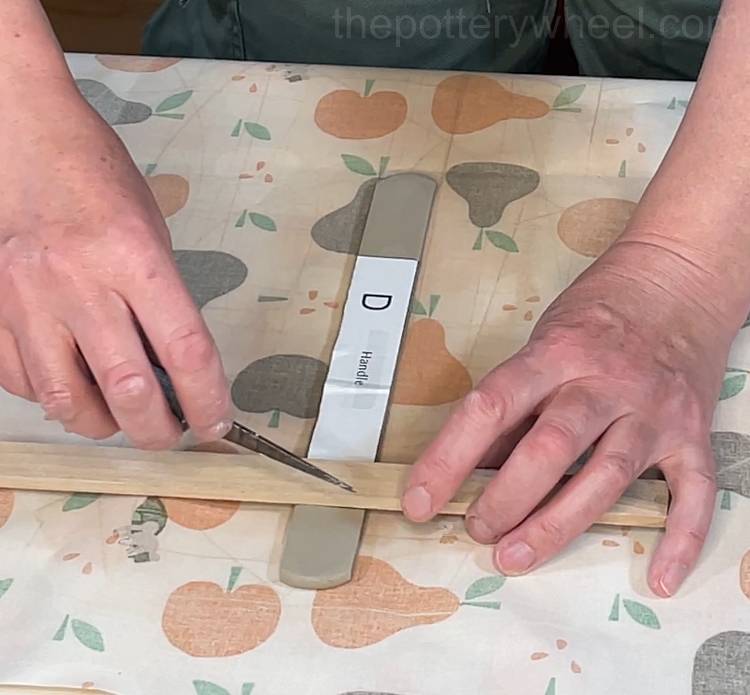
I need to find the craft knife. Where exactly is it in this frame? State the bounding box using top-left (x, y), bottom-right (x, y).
top-left (150, 364), bottom-right (356, 493)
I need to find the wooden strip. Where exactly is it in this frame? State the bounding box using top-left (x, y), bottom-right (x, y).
top-left (0, 442), bottom-right (669, 528)
top-left (0, 688), bottom-right (109, 694)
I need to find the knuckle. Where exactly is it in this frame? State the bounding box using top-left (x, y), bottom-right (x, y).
top-left (598, 451), bottom-right (636, 487)
top-left (533, 420), bottom-right (579, 460)
top-left (118, 214), bottom-right (158, 242)
top-left (37, 382), bottom-right (77, 421)
top-left (106, 371), bottom-right (151, 410)
top-left (166, 326), bottom-right (215, 374)
top-left (462, 386), bottom-right (509, 425)
top-left (685, 526), bottom-right (708, 544)
top-left (669, 524), bottom-right (708, 546)
top-left (536, 515), bottom-right (567, 547)
top-left (687, 467), bottom-right (718, 494)
top-left (423, 452), bottom-right (458, 481)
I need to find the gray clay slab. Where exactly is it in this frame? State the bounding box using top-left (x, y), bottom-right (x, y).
top-left (358, 173), bottom-right (437, 260)
top-left (279, 172), bottom-right (436, 590)
top-left (279, 505), bottom-right (365, 589)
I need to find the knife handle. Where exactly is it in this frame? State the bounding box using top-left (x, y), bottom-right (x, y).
top-left (150, 363), bottom-right (188, 429)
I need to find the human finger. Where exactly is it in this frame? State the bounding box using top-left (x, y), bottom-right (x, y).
top-left (402, 349), bottom-right (556, 522)
top-left (17, 319), bottom-right (118, 439)
top-left (466, 385), bottom-right (618, 544)
top-left (491, 416), bottom-right (651, 575)
top-left (648, 445), bottom-right (717, 598)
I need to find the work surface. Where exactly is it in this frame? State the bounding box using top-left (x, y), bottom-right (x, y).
top-left (1, 55), bottom-right (749, 694)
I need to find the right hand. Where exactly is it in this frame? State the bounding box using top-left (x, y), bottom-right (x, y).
top-left (0, 78), bottom-right (232, 448)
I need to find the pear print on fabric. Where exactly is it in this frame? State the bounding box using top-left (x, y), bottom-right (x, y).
top-left (447, 162), bottom-right (540, 251)
top-left (232, 355), bottom-right (328, 427)
top-left (312, 556), bottom-right (502, 648)
top-left (432, 75), bottom-right (586, 134)
top-left (311, 179), bottom-right (378, 254)
top-left (392, 296), bottom-right (472, 406)
top-left (711, 432), bottom-right (750, 498)
top-left (174, 250), bottom-right (249, 310)
top-left (76, 79), bottom-right (192, 125)
top-left (693, 632), bottom-right (750, 694)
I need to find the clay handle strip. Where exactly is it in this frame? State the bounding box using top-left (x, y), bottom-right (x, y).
top-left (0, 442), bottom-right (669, 528)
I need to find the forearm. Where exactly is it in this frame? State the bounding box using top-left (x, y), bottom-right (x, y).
top-left (0, 1), bottom-right (76, 93)
top-left (619, 0), bottom-right (750, 330)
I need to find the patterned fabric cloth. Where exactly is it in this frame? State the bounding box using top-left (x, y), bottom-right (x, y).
top-left (0, 54), bottom-right (748, 695)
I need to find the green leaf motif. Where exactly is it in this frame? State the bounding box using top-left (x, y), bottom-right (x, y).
top-left (608, 593), bottom-right (620, 622)
top-left (464, 575), bottom-right (506, 600)
top-left (231, 119), bottom-right (243, 137)
top-left (428, 294), bottom-right (440, 317)
top-left (622, 599), bottom-right (660, 629)
top-left (156, 90), bottom-right (193, 113)
top-left (720, 490), bottom-right (732, 510)
top-left (227, 566), bottom-right (243, 592)
top-left (485, 230), bottom-right (519, 253)
top-left (667, 97), bottom-right (677, 110)
top-left (411, 299), bottom-right (428, 316)
top-left (268, 409), bottom-right (281, 428)
top-left (244, 122), bottom-right (271, 140)
top-left (364, 79), bottom-right (376, 97)
top-left (378, 155), bottom-right (390, 177)
top-left (720, 373), bottom-right (747, 401)
top-left (249, 212), bottom-right (277, 232)
top-left (472, 228), bottom-right (484, 251)
top-left (154, 112), bottom-right (186, 120)
top-left (241, 684), bottom-right (255, 695)
top-left (553, 84), bottom-right (585, 109)
top-left (235, 210), bottom-right (248, 228)
top-left (0, 578), bottom-right (13, 600)
top-left (341, 154), bottom-right (376, 176)
top-left (618, 160), bottom-right (627, 178)
top-left (71, 619), bottom-right (105, 651)
top-left (53, 615), bottom-right (70, 641)
top-left (63, 493), bottom-right (100, 512)
top-left (462, 600), bottom-right (501, 609)
top-left (258, 295), bottom-right (288, 303)
top-left (193, 681), bottom-right (231, 695)
top-left (544, 677), bottom-right (557, 695)
top-left (132, 497), bottom-right (168, 535)
top-left (555, 106), bottom-right (582, 113)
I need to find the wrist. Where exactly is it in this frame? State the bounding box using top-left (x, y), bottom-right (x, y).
top-left (586, 237), bottom-right (748, 339)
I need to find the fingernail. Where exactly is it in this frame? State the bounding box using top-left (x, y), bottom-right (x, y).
top-left (207, 419), bottom-right (233, 440)
top-left (466, 515), bottom-right (497, 544)
top-left (658, 563), bottom-right (689, 597)
top-left (402, 485), bottom-right (433, 521)
top-left (496, 541), bottom-right (536, 574)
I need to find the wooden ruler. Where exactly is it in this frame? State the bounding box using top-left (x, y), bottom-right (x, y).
top-left (0, 688), bottom-right (109, 694)
top-left (0, 442), bottom-right (669, 527)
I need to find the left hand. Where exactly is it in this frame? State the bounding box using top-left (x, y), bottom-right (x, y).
top-left (401, 238), bottom-right (739, 597)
